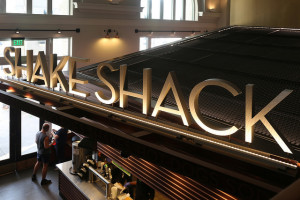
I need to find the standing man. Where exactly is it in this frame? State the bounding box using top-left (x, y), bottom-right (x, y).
top-left (32, 123), bottom-right (55, 185)
top-left (52, 127), bottom-right (68, 164)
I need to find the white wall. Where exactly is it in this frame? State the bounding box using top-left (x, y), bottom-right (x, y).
top-left (0, 0), bottom-right (227, 68)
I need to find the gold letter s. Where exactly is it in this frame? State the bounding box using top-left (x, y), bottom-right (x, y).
top-left (95, 63), bottom-right (119, 104)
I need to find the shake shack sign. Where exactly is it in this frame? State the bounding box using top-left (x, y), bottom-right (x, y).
top-left (2, 47), bottom-right (294, 154)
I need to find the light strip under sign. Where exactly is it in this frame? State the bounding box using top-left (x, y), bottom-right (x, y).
top-left (0, 77), bottom-right (297, 169)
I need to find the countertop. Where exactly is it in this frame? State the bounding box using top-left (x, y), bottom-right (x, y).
top-left (57, 161), bottom-right (107, 200)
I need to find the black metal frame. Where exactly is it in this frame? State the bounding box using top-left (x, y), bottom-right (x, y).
top-left (0, 28), bottom-right (80, 33)
top-left (0, 96), bottom-right (43, 166)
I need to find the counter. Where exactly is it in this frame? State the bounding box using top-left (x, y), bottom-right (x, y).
top-left (57, 161), bottom-right (107, 200)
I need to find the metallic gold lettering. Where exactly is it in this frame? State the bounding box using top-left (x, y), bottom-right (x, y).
top-left (15, 49), bottom-right (33, 82)
top-left (14, 48), bottom-right (22, 77)
top-left (1, 45), bottom-right (294, 155)
top-left (3, 47), bottom-right (16, 76)
top-left (119, 65), bottom-right (152, 115)
top-left (69, 57), bottom-right (90, 97)
top-left (152, 71), bottom-right (191, 126)
top-left (245, 84), bottom-right (293, 154)
top-left (95, 63), bottom-right (119, 104)
top-left (31, 51), bottom-right (50, 87)
top-left (189, 79), bottom-right (241, 136)
top-left (50, 55), bottom-right (69, 92)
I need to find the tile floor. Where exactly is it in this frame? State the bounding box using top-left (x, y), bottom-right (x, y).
top-left (0, 166), bottom-right (62, 200)
top-left (0, 165), bottom-right (170, 200)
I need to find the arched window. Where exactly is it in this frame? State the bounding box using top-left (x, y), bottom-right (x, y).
top-left (140, 0), bottom-right (198, 21)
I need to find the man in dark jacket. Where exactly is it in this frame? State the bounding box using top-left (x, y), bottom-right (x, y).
top-left (52, 127), bottom-right (68, 164)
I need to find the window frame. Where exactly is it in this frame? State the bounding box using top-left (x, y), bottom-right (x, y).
top-left (0, 103), bottom-right (10, 163)
top-left (141, 0), bottom-right (197, 21)
top-left (32, 0), bottom-right (48, 15)
top-left (0, 0), bottom-right (73, 15)
top-left (140, 37), bottom-right (182, 50)
top-left (0, 37), bottom-right (71, 72)
top-left (0, 38), bottom-right (49, 68)
top-left (21, 108), bottom-right (41, 156)
top-left (52, 37), bottom-right (72, 61)
top-left (6, 0), bottom-right (27, 14)
top-left (52, 0), bottom-right (73, 15)
top-left (163, 0), bottom-right (174, 20)
top-left (52, 37), bottom-right (72, 71)
top-left (0, 103), bottom-right (43, 166)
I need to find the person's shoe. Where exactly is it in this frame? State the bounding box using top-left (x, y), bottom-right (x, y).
top-left (31, 174), bottom-right (36, 181)
top-left (41, 179), bottom-right (52, 185)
